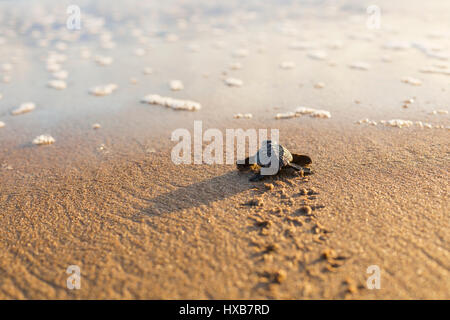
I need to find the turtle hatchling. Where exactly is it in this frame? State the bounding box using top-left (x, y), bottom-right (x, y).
top-left (236, 140), bottom-right (312, 181)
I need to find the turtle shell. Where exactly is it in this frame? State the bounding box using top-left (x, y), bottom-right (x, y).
top-left (256, 140), bottom-right (293, 170)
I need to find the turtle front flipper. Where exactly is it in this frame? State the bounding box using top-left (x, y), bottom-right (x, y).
top-left (286, 163), bottom-right (302, 171)
top-left (291, 154), bottom-right (312, 166)
top-left (287, 163), bottom-right (312, 175)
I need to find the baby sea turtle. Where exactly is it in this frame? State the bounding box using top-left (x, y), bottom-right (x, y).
top-left (236, 140), bottom-right (312, 181)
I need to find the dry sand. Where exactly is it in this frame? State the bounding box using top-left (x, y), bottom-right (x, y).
top-left (0, 0), bottom-right (449, 299)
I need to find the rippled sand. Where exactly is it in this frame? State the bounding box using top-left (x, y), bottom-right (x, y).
top-left (0, 0), bottom-right (449, 299)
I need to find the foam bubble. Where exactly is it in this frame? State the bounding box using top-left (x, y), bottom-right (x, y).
top-left (141, 94), bottom-right (201, 111)
top-left (12, 102), bottom-right (35, 115)
top-left (225, 78), bottom-right (243, 87)
top-left (275, 112), bottom-right (296, 119)
top-left (89, 84), bottom-right (118, 96)
top-left (401, 77), bottom-right (422, 86)
top-left (33, 134), bottom-right (55, 145)
top-left (169, 80), bottom-right (184, 91)
top-left (47, 79), bottom-right (67, 90)
top-left (296, 107), bottom-right (331, 118)
top-left (234, 113), bottom-right (253, 119)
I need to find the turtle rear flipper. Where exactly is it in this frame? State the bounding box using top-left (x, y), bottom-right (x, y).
top-left (249, 172), bottom-right (265, 182)
top-left (292, 154), bottom-right (312, 166)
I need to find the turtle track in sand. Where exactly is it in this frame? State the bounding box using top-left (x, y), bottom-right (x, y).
top-left (239, 172), bottom-right (363, 298)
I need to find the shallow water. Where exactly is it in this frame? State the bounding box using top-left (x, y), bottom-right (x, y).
top-left (0, 0), bottom-right (449, 147)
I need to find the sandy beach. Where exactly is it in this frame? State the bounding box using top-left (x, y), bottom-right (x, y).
top-left (0, 0), bottom-right (449, 299)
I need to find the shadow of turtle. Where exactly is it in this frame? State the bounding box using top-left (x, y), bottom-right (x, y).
top-left (144, 170), bottom-right (257, 215)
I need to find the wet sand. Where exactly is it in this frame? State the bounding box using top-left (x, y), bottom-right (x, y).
top-left (0, 0), bottom-right (449, 299)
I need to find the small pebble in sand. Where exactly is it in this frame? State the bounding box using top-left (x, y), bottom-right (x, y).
top-left (0, 121), bottom-right (5, 128)
top-left (246, 198), bottom-right (264, 207)
top-left (322, 248), bottom-right (337, 260)
top-left (300, 188), bottom-right (308, 195)
top-left (233, 113), bottom-right (253, 119)
top-left (264, 183), bottom-right (274, 191)
top-left (47, 79), bottom-right (67, 90)
top-left (314, 82), bottom-right (325, 89)
top-left (274, 270), bottom-right (286, 284)
top-left (349, 62), bottom-right (371, 71)
top-left (279, 61), bottom-right (295, 69)
top-left (92, 123), bottom-right (101, 129)
top-left (401, 77), bottom-right (422, 86)
top-left (229, 62), bottom-right (243, 70)
top-left (143, 67), bottom-right (153, 75)
top-left (255, 220), bottom-right (271, 229)
top-left (141, 94), bottom-right (201, 111)
top-left (12, 102), bottom-right (36, 115)
top-left (224, 77), bottom-right (243, 87)
top-left (344, 278), bottom-right (358, 294)
top-left (169, 80), bottom-right (184, 91)
top-left (265, 244), bottom-right (279, 253)
top-left (89, 84), bottom-right (118, 96)
top-left (32, 134), bottom-right (55, 145)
